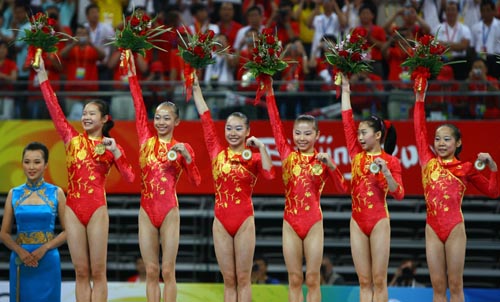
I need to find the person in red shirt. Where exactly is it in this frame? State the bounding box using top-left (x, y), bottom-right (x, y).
top-left (340, 73), bottom-right (404, 302)
top-left (458, 58), bottom-right (499, 119)
top-left (60, 25), bottom-right (105, 119)
top-left (266, 1), bottom-right (300, 46)
top-left (242, 0), bottom-right (278, 24)
top-left (0, 40), bottom-right (17, 119)
top-left (413, 82), bottom-right (498, 302)
top-left (355, 4), bottom-right (387, 78)
top-left (217, 2), bottom-right (243, 49)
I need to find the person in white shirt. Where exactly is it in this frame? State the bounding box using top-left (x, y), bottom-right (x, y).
top-left (470, 0), bottom-right (500, 78)
top-left (233, 6), bottom-right (265, 51)
top-left (188, 3), bottom-right (220, 34)
top-left (310, 0), bottom-right (347, 59)
top-left (435, 0), bottom-right (472, 80)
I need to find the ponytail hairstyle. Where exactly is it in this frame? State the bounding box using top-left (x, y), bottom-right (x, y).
top-left (437, 123), bottom-right (462, 158)
top-left (227, 112), bottom-right (250, 128)
top-left (364, 115), bottom-right (397, 154)
top-left (23, 142), bottom-right (49, 163)
top-left (295, 114), bottom-right (318, 132)
top-left (85, 99), bottom-right (114, 137)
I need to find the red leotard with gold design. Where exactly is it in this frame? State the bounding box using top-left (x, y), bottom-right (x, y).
top-left (129, 75), bottom-right (201, 228)
top-left (41, 81), bottom-right (135, 226)
top-left (342, 109), bottom-right (404, 236)
top-left (414, 101), bottom-right (499, 242)
top-left (200, 111), bottom-right (275, 237)
top-left (267, 95), bottom-right (348, 240)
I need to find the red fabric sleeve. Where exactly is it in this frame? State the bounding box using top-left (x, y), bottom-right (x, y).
top-left (114, 144), bottom-right (135, 183)
top-left (341, 109), bottom-right (362, 160)
top-left (181, 143), bottom-right (202, 187)
top-left (327, 167), bottom-right (348, 193)
top-left (468, 170), bottom-right (499, 198)
top-left (199, 111), bottom-right (223, 161)
top-left (388, 157), bottom-right (405, 200)
top-left (41, 81), bottom-right (77, 144)
top-left (129, 75), bottom-right (152, 145)
top-left (266, 93), bottom-right (292, 160)
top-left (254, 153), bottom-right (276, 180)
top-left (413, 101), bottom-right (434, 167)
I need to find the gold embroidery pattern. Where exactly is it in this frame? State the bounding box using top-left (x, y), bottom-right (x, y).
top-left (16, 231), bottom-right (54, 244)
top-left (350, 153), bottom-right (388, 213)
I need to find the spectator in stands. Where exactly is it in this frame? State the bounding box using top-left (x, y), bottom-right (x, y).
top-left (382, 3), bottom-right (431, 37)
top-left (458, 0), bottom-right (481, 29)
top-left (266, 1), bottom-right (300, 46)
top-left (413, 0), bottom-right (445, 32)
top-left (189, 3), bottom-right (220, 35)
top-left (389, 259), bottom-right (424, 288)
top-left (0, 40), bottom-right (17, 120)
top-left (470, 0), bottom-right (500, 79)
top-left (251, 255), bottom-right (280, 284)
top-left (127, 257), bottom-right (147, 283)
top-left (435, 0), bottom-right (472, 80)
top-left (217, 2), bottom-right (243, 48)
top-left (355, 4), bottom-right (387, 77)
top-left (310, 0), bottom-right (347, 60)
top-left (340, 73), bottom-right (404, 302)
top-left (321, 255), bottom-right (345, 285)
top-left (342, 0), bottom-right (362, 32)
top-left (11, 3), bottom-right (30, 118)
top-left (242, 0), bottom-right (278, 24)
top-left (0, 14), bottom-right (15, 43)
top-left (233, 6), bottom-right (265, 51)
top-left (192, 74), bottom-right (275, 302)
top-left (60, 24), bottom-right (104, 119)
top-left (0, 142), bottom-right (67, 302)
top-left (458, 58), bottom-right (499, 119)
top-left (34, 57), bottom-right (135, 302)
top-left (125, 54), bottom-right (201, 302)
top-left (91, 0), bottom-right (126, 28)
top-left (293, 0), bottom-right (319, 56)
top-left (42, 0), bottom-right (76, 28)
top-left (413, 80), bottom-right (499, 302)
top-left (265, 83), bottom-right (348, 302)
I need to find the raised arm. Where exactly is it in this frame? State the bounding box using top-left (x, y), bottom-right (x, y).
top-left (126, 54), bottom-right (152, 145)
top-left (113, 144), bottom-right (136, 183)
top-left (35, 58), bottom-right (77, 144)
top-left (413, 85), bottom-right (434, 166)
top-left (469, 153), bottom-right (499, 198)
top-left (246, 136), bottom-right (275, 179)
top-left (340, 74), bottom-right (362, 158)
top-left (265, 86), bottom-right (292, 160)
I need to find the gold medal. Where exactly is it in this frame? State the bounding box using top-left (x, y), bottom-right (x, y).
top-left (311, 164), bottom-right (323, 175)
top-left (241, 149), bottom-right (252, 161)
top-left (474, 159), bottom-right (485, 171)
top-left (94, 143), bottom-right (106, 155)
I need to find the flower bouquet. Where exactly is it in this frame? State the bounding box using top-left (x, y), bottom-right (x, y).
top-left (177, 28), bottom-right (228, 101)
top-left (18, 12), bottom-right (74, 68)
top-left (400, 33), bottom-right (447, 92)
top-left (242, 28), bottom-right (289, 104)
top-left (109, 10), bottom-right (170, 72)
top-left (324, 27), bottom-right (372, 95)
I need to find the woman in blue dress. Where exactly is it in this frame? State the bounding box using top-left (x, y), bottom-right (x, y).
top-left (0, 142), bottom-right (67, 302)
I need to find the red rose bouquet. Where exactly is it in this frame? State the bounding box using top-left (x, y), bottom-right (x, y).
top-left (400, 33), bottom-right (447, 92)
top-left (109, 10), bottom-right (170, 71)
top-left (242, 28), bottom-right (289, 104)
top-left (19, 12), bottom-right (74, 68)
top-left (177, 28), bottom-right (228, 100)
top-left (324, 27), bottom-right (372, 88)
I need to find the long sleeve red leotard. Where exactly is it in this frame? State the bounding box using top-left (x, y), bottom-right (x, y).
top-left (414, 101), bottom-right (499, 242)
top-left (200, 111), bottom-right (275, 237)
top-left (41, 81), bottom-right (135, 226)
top-left (129, 75), bottom-right (201, 228)
top-left (342, 109), bottom-right (404, 236)
top-left (267, 95), bottom-right (348, 240)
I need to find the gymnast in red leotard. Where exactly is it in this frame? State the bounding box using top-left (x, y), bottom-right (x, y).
top-left (414, 83), bottom-right (498, 302)
top-left (340, 74), bottom-right (404, 302)
top-left (125, 55), bottom-right (201, 302)
top-left (35, 57), bottom-right (135, 302)
top-left (192, 75), bottom-right (275, 302)
top-left (265, 84), bottom-right (347, 302)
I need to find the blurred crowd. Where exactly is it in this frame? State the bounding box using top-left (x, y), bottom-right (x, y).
top-left (0, 0), bottom-right (499, 121)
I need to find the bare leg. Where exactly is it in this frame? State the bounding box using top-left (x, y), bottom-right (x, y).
top-left (234, 217), bottom-right (255, 302)
top-left (426, 224), bottom-right (448, 302)
top-left (282, 221), bottom-right (304, 302)
top-left (213, 217), bottom-right (237, 302)
top-left (350, 219), bottom-right (373, 302)
top-left (138, 207), bottom-right (161, 302)
top-left (160, 208), bottom-right (180, 302)
top-left (370, 218), bottom-right (390, 302)
top-left (86, 206), bottom-right (109, 302)
top-left (445, 223), bottom-right (466, 302)
top-left (303, 222), bottom-right (323, 302)
top-left (65, 206), bottom-right (91, 302)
